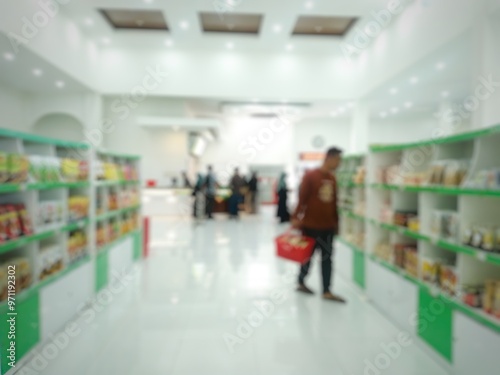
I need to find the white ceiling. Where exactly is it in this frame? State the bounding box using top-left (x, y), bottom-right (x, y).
top-left (61, 0), bottom-right (389, 53)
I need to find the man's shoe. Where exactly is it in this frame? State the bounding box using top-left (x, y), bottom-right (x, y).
top-left (296, 284), bottom-right (315, 294)
top-left (322, 292), bottom-right (347, 303)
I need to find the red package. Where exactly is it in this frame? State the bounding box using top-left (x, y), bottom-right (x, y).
top-left (275, 231), bottom-right (315, 264)
top-left (16, 204), bottom-right (33, 236)
top-left (0, 206), bottom-right (7, 243)
top-left (6, 205), bottom-right (21, 240)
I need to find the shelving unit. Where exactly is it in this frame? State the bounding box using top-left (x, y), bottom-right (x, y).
top-left (336, 125), bottom-right (500, 372)
top-left (0, 129), bottom-right (143, 375)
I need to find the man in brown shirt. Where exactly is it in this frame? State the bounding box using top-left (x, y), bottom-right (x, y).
top-left (292, 147), bottom-right (345, 302)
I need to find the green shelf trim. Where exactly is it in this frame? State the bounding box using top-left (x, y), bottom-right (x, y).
top-left (338, 182), bottom-right (366, 189)
top-left (0, 230), bottom-right (56, 255)
top-left (61, 219), bottom-right (90, 232)
top-left (370, 124), bottom-right (500, 153)
top-left (96, 180), bottom-right (140, 187)
top-left (337, 237), bottom-right (365, 254)
top-left (97, 150), bottom-right (141, 160)
top-left (0, 184), bottom-right (21, 193)
top-left (97, 229), bottom-right (141, 255)
top-left (28, 181), bottom-right (90, 190)
top-left (0, 128), bottom-right (89, 149)
top-left (369, 183), bottom-right (500, 197)
top-left (0, 256), bottom-right (91, 310)
top-left (369, 253), bottom-right (500, 333)
top-left (339, 209), bottom-right (367, 222)
top-left (95, 205), bottom-right (141, 222)
top-left (342, 154), bottom-right (365, 160)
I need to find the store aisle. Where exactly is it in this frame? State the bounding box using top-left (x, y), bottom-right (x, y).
top-left (30, 208), bottom-right (448, 375)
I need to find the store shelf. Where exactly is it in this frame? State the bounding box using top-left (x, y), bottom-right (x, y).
top-left (0, 181), bottom-right (90, 194)
top-left (0, 255), bottom-right (91, 310)
top-left (338, 182), bottom-right (366, 188)
top-left (339, 209), bottom-right (367, 222)
top-left (0, 128), bottom-right (89, 149)
top-left (0, 230), bottom-right (57, 255)
top-left (95, 180), bottom-right (140, 187)
top-left (97, 150), bottom-right (141, 160)
top-left (337, 237), bottom-right (365, 253)
top-left (369, 183), bottom-right (500, 197)
top-left (95, 205), bottom-right (141, 221)
top-left (370, 124), bottom-right (500, 153)
top-left (62, 219), bottom-right (90, 232)
top-left (368, 253), bottom-right (500, 333)
top-left (97, 229), bottom-right (141, 254)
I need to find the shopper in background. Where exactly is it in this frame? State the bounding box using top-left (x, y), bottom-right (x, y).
top-left (192, 173), bottom-right (205, 218)
top-left (292, 147), bottom-right (345, 303)
top-left (182, 171), bottom-right (192, 189)
top-left (229, 168), bottom-right (246, 219)
top-left (205, 165), bottom-right (217, 219)
top-left (247, 171), bottom-right (259, 214)
top-left (276, 172), bottom-right (290, 223)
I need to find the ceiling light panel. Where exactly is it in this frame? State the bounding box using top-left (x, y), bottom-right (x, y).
top-left (200, 12), bottom-right (263, 34)
top-left (292, 16), bottom-right (358, 36)
top-left (100, 9), bottom-right (169, 30)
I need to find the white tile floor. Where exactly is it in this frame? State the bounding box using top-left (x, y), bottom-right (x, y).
top-left (25, 208), bottom-right (449, 375)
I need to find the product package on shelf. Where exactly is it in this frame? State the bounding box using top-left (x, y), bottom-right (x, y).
top-left (37, 245), bottom-right (63, 281)
top-left (440, 264), bottom-right (458, 296)
top-left (108, 219), bottom-right (120, 242)
top-left (37, 200), bottom-right (64, 230)
top-left (376, 164), bottom-right (427, 186)
top-left (7, 154), bottom-right (29, 183)
top-left (483, 280), bottom-right (500, 319)
top-left (107, 191), bottom-right (119, 211)
top-left (345, 232), bottom-right (365, 250)
top-left (353, 166), bottom-right (366, 184)
top-left (68, 230), bottom-right (87, 262)
top-left (431, 210), bottom-right (459, 241)
top-left (68, 196), bottom-right (89, 222)
top-left (422, 257), bottom-right (440, 284)
top-left (394, 210), bottom-right (418, 227)
top-left (353, 201), bottom-right (366, 216)
top-left (121, 164), bottom-right (138, 181)
top-left (465, 169), bottom-right (500, 190)
top-left (379, 204), bottom-right (393, 224)
top-left (426, 159), bottom-right (470, 187)
top-left (0, 152), bottom-right (8, 183)
top-left (394, 244), bottom-right (406, 268)
top-left (60, 158), bottom-right (89, 182)
top-left (0, 258), bottom-right (32, 301)
top-left (460, 285), bottom-right (485, 308)
top-left (29, 156), bottom-right (61, 183)
top-left (462, 223), bottom-right (500, 253)
top-left (96, 223), bottom-right (107, 249)
top-left (118, 189), bottom-right (139, 208)
top-left (404, 246), bottom-right (419, 277)
top-left (0, 204), bottom-right (34, 243)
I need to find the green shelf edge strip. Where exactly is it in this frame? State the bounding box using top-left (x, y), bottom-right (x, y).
top-left (0, 128), bottom-right (89, 149)
top-left (340, 215), bottom-right (500, 266)
top-left (95, 205), bottom-right (141, 222)
top-left (61, 219), bottom-right (90, 232)
top-left (368, 254), bottom-right (500, 333)
top-left (0, 256), bottom-right (91, 310)
top-left (97, 150), bottom-right (141, 160)
top-left (369, 183), bottom-right (500, 197)
top-left (342, 154), bottom-right (365, 160)
top-left (0, 181), bottom-right (90, 193)
top-left (97, 229), bottom-right (141, 255)
top-left (370, 124), bottom-right (500, 153)
top-left (337, 237), bottom-right (365, 253)
top-left (0, 230), bottom-right (56, 255)
top-left (95, 180), bottom-right (140, 187)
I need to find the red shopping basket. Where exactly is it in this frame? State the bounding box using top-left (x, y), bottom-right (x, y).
top-left (275, 231), bottom-right (315, 264)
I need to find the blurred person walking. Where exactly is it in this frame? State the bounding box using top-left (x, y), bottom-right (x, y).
top-left (276, 172), bottom-right (290, 223)
top-left (229, 168), bottom-right (246, 219)
top-left (247, 171), bottom-right (259, 214)
top-left (292, 147), bottom-right (345, 303)
top-left (205, 165), bottom-right (217, 219)
top-left (192, 173), bottom-right (205, 222)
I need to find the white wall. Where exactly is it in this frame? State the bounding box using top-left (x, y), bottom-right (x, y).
top-left (202, 116), bottom-right (295, 185)
top-left (102, 97), bottom-right (190, 184)
top-left (32, 113), bottom-right (85, 142)
top-left (368, 113), bottom-right (438, 145)
top-left (294, 118), bottom-right (352, 154)
top-left (0, 85), bottom-right (30, 132)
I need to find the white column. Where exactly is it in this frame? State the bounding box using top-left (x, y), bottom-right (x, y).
top-left (350, 102), bottom-right (370, 154)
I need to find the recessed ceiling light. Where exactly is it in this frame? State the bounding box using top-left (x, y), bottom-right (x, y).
top-left (337, 107), bottom-right (346, 114)
top-left (165, 39), bottom-right (173, 47)
top-left (180, 21), bottom-right (189, 30)
top-left (33, 68), bottom-right (43, 76)
top-left (330, 111), bottom-right (338, 117)
top-left (404, 101), bottom-right (413, 108)
top-left (143, 0), bottom-right (154, 3)
top-left (389, 87), bottom-right (398, 95)
top-left (274, 24), bottom-right (282, 33)
top-left (441, 91), bottom-right (450, 98)
top-left (226, 42), bottom-right (234, 50)
top-left (409, 76), bottom-right (418, 84)
top-left (3, 52), bottom-right (14, 61)
top-left (101, 37), bottom-right (111, 44)
top-left (436, 62), bottom-right (446, 70)
top-left (305, 1), bottom-right (314, 9)
top-left (286, 44), bottom-right (294, 51)
top-left (390, 107), bottom-right (399, 114)
top-left (380, 111), bottom-right (388, 118)
top-left (84, 17), bottom-right (94, 26)
top-left (55, 81), bottom-right (65, 88)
